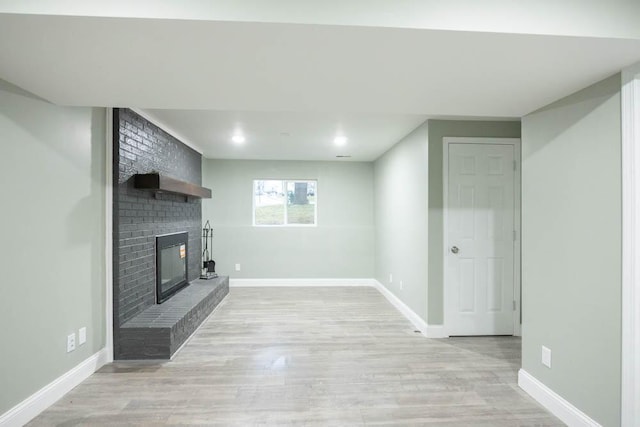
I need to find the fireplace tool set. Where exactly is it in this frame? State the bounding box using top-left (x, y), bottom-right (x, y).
top-left (200, 220), bottom-right (218, 279)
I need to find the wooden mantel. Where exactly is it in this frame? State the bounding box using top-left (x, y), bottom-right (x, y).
top-left (134, 173), bottom-right (212, 199)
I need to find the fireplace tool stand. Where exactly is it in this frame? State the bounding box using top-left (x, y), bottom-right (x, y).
top-left (200, 220), bottom-right (218, 279)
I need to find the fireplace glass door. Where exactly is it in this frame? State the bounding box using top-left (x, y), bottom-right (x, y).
top-left (156, 232), bottom-right (189, 303)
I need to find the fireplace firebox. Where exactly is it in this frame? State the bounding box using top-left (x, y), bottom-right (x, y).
top-left (156, 232), bottom-right (189, 303)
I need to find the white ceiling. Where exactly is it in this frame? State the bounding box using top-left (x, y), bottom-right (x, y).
top-left (2, 0), bottom-right (640, 40)
top-left (0, 10), bottom-right (639, 160)
top-left (1, 15), bottom-right (639, 115)
top-left (142, 109), bottom-right (428, 161)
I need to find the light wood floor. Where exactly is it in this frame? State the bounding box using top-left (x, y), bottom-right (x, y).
top-left (29, 287), bottom-right (562, 426)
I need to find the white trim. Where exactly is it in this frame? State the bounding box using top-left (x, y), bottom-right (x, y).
top-left (513, 139), bottom-right (522, 337)
top-left (518, 369), bottom-right (602, 427)
top-left (442, 137), bottom-right (522, 337)
top-left (0, 348), bottom-right (109, 427)
top-left (372, 280), bottom-right (446, 338)
top-left (372, 280), bottom-right (429, 336)
top-left (425, 324), bottom-right (447, 339)
top-left (230, 278), bottom-right (375, 287)
top-left (371, 281), bottom-right (446, 338)
top-left (621, 61), bottom-right (640, 427)
top-left (105, 108), bottom-right (114, 363)
top-left (130, 108), bottom-right (203, 155)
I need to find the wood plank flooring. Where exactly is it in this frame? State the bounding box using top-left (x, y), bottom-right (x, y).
top-left (29, 287), bottom-right (562, 426)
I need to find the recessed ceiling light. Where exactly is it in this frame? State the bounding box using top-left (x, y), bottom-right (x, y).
top-left (334, 136), bottom-right (348, 146)
top-left (232, 134), bottom-right (245, 144)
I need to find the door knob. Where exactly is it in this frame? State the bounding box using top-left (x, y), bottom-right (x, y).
top-left (451, 246), bottom-right (459, 254)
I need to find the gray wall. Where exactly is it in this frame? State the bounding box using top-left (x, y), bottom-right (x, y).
top-left (374, 122), bottom-right (429, 320)
top-left (202, 159), bottom-right (374, 278)
top-left (0, 80), bottom-right (106, 414)
top-left (427, 119), bottom-right (521, 324)
top-left (521, 74), bottom-right (622, 426)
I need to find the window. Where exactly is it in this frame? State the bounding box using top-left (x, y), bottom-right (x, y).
top-left (253, 180), bottom-right (317, 226)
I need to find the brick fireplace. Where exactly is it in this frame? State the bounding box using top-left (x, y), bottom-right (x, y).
top-left (112, 108), bottom-right (227, 359)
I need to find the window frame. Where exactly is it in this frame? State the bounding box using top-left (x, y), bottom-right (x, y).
top-left (252, 179), bottom-right (318, 227)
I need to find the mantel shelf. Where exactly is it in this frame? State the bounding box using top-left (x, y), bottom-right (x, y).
top-left (134, 173), bottom-right (212, 199)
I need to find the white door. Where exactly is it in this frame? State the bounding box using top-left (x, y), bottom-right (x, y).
top-left (445, 142), bottom-right (516, 336)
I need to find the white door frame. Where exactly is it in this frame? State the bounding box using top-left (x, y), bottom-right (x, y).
top-left (105, 108), bottom-right (114, 363)
top-left (621, 62), bottom-right (640, 427)
top-left (443, 137), bottom-right (522, 337)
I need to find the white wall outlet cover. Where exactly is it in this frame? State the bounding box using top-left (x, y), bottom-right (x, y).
top-left (67, 333), bottom-right (76, 353)
top-left (389, 273), bottom-right (393, 283)
top-left (79, 327), bottom-right (87, 345)
top-left (541, 345), bottom-right (551, 368)
top-left (235, 263), bottom-right (241, 271)
top-left (400, 280), bottom-right (403, 289)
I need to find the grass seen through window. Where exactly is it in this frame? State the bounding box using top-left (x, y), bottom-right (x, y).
top-left (253, 180), bottom-right (317, 226)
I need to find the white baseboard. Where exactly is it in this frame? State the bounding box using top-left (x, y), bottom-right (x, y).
top-left (425, 324), bottom-right (447, 338)
top-left (518, 369), bottom-right (602, 427)
top-left (371, 280), bottom-right (446, 338)
top-left (229, 278), bottom-right (376, 287)
top-left (372, 279), bottom-right (427, 335)
top-left (0, 348), bottom-right (110, 427)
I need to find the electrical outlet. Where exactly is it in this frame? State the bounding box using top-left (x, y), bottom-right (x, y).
top-left (541, 346), bottom-right (551, 368)
top-left (389, 273), bottom-right (393, 283)
top-left (235, 263), bottom-right (241, 272)
top-left (79, 327), bottom-right (87, 345)
top-left (67, 333), bottom-right (76, 353)
top-left (400, 280), bottom-right (403, 290)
